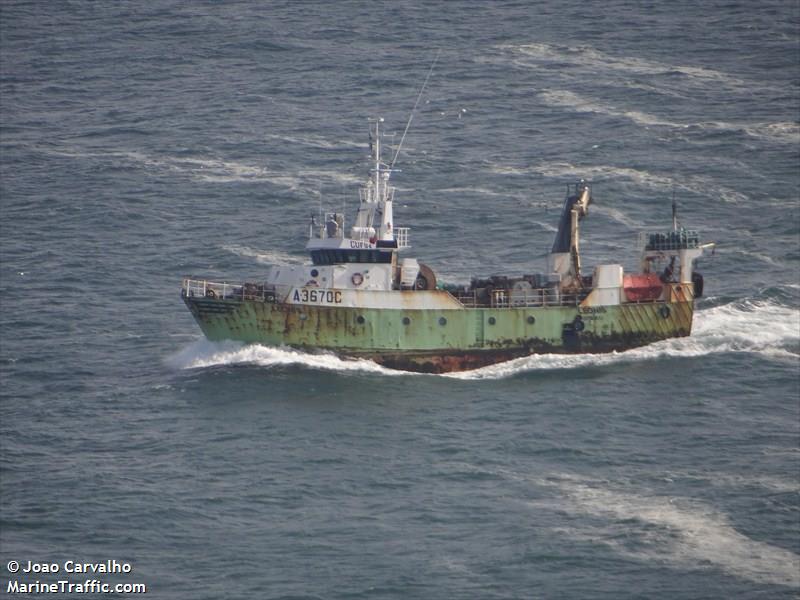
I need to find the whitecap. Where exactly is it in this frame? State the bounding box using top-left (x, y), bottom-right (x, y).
top-left (298, 169), bottom-right (362, 186)
top-left (538, 89), bottom-right (687, 129)
top-left (592, 204), bottom-right (647, 229)
top-left (743, 122), bottom-right (800, 145)
top-left (449, 300), bottom-right (800, 380)
top-left (498, 160), bottom-right (749, 205)
top-left (221, 244), bottom-right (306, 265)
top-left (166, 339), bottom-right (409, 376)
top-left (537, 89), bottom-right (797, 146)
top-left (543, 477), bottom-right (800, 588)
top-left (264, 133), bottom-right (363, 150)
top-left (505, 42), bottom-right (744, 88)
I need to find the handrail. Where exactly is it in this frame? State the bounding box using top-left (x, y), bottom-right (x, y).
top-left (451, 287), bottom-right (585, 308)
top-left (394, 227), bottom-right (410, 249)
top-left (183, 278), bottom-right (591, 309)
top-left (182, 278), bottom-right (284, 302)
top-left (639, 230), bottom-right (700, 252)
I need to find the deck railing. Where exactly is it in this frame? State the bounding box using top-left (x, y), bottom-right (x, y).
top-left (182, 278), bottom-right (282, 302)
top-left (183, 278), bottom-right (588, 308)
top-left (453, 288), bottom-right (586, 308)
top-left (394, 227), bottom-right (410, 249)
top-left (639, 230), bottom-right (699, 252)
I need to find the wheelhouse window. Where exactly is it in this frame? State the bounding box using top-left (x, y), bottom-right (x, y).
top-left (311, 249), bottom-right (392, 266)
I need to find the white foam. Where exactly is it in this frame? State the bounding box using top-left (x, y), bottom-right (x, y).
top-left (592, 205), bottom-right (647, 229)
top-left (743, 122), bottom-right (800, 145)
top-left (436, 186), bottom-right (517, 198)
top-left (671, 470), bottom-right (800, 495)
top-left (538, 89), bottom-right (687, 129)
top-left (531, 220), bottom-right (558, 233)
top-left (264, 133), bottom-right (363, 149)
top-left (542, 477), bottom-right (800, 588)
top-left (449, 300), bottom-right (800, 380)
top-left (499, 160), bottom-right (749, 205)
top-left (537, 89), bottom-right (797, 146)
top-left (507, 42), bottom-right (743, 87)
top-left (509, 160), bottom-right (672, 189)
top-left (221, 244), bottom-right (306, 265)
top-left (98, 150), bottom-right (364, 189)
top-left (299, 169), bottom-right (361, 186)
top-left (114, 151), bottom-right (297, 185)
top-left (690, 120), bottom-right (800, 146)
top-left (694, 300), bottom-right (799, 348)
top-left (730, 249), bottom-right (783, 266)
top-left (167, 339), bottom-right (409, 376)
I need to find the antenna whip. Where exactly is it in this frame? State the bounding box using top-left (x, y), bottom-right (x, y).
top-left (390, 49), bottom-right (441, 169)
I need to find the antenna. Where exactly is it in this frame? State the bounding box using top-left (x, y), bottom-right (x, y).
top-left (672, 188), bottom-right (678, 231)
top-left (390, 49), bottom-right (441, 170)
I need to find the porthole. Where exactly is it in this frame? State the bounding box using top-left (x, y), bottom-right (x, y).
top-left (488, 316), bottom-right (496, 325)
top-left (527, 316), bottom-right (535, 325)
top-left (439, 317), bottom-right (447, 326)
top-left (402, 317), bottom-right (411, 325)
top-left (356, 315), bottom-right (365, 325)
top-left (660, 305), bottom-right (671, 319)
top-left (310, 268), bottom-right (319, 277)
top-left (299, 313), bottom-right (307, 321)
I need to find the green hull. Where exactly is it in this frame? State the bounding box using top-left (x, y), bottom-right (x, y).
top-left (183, 295), bottom-right (693, 373)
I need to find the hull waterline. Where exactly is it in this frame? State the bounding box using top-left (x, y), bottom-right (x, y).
top-left (183, 292), bottom-right (693, 374)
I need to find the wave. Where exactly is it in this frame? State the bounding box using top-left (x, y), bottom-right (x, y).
top-left (436, 186), bottom-right (517, 198)
top-left (166, 339), bottom-right (408, 376)
top-left (534, 474), bottom-right (800, 588)
top-left (730, 249), bottom-right (783, 267)
top-left (539, 89), bottom-right (684, 128)
top-left (41, 145), bottom-right (365, 189)
top-left (492, 160), bottom-right (750, 206)
top-left (667, 470), bottom-right (800, 495)
top-left (221, 244), bottom-right (306, 265)
top-left (126, 153), bottom-right (363, 187)
top-left (109, 151), bottom-right (300, 186)
top-left (591, 205), bottom-right (647, 229)
top-left (743, 122), bottom-right (800, 145)
top-left (449, 300), bottom-right (800, 380)
top-left (531, 220), bottom-right (558, 233)
top-left (299, 169), bottom-right (361, 187)
top-left (506, 42), bottom-right (743, 86)
top-left (264, 133), bottom-right (363, 150)
top-left (537, 89), bottom-right (797, 145)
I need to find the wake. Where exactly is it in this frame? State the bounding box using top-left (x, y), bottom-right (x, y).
top-left (452, 299), bottom-right (799, 379)
top-left (166, 339), bottom-right (409, 376)
top-left (168, 299), bottom-right (798, 379)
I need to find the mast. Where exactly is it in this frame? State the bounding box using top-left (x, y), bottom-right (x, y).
top-left (350, 117), bottom-right (395, 244)
top-left (672, 191), bottom-right (678, 231)
top-left (374, 118), bottom-right (381, 205)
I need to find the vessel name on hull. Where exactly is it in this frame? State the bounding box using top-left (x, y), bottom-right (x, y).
top-left (292, 289), bottom-right (343, 304)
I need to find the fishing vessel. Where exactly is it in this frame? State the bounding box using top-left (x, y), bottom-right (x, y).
top-left (181, 118), bottom-right (714, 373)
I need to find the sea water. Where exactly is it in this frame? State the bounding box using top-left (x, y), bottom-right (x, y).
top-left (1, 1), bottom-right (798, 597)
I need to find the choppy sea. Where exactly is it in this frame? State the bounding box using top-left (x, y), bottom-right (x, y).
top-left (1, 1), bottom-right (799, 598)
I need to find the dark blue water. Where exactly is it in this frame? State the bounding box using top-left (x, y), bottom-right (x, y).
top-left (2, 1), bottom-right (798, 598)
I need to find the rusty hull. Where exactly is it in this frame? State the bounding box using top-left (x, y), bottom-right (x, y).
top-left (183, 291), bottom-right (693, 373)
